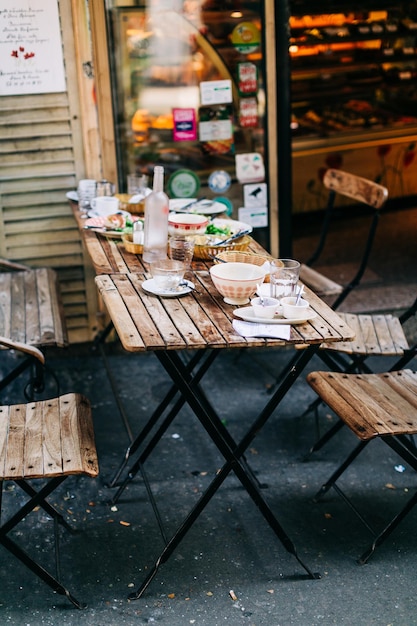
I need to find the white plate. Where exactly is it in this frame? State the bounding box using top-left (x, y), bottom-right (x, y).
top-left (210, 218), bottom-right (253, 236)
top-left (169, 198), bottom-right (227, 215)
top-left (66, 191), bottom-right (78, 201)
top-left (233, 306), bottom-right (317, 325)
top-left (142, 278), bottom-right (194, 298)
top-left (87, 208), bottom-right (131, 219)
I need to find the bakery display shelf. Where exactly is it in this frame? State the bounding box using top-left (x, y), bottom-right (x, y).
top-left (290, 0), bottom-right (402, 15)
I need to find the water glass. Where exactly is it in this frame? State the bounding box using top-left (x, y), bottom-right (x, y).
top-left (96, 179), bottom-right (115, 196)
top-left (128, 174), bottom-right (149, 196)
top-left (270, 259), bottom-right (300, 301)
top-left (77, 179), bottom-right (97, 212)
top-left (168, 236), bottom-right (195, 268)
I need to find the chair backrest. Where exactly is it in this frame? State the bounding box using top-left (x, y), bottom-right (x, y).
top-left (305, 168), bottom-right (389, 310)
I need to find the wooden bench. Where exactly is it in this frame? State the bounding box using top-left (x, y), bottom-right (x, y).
top-left (0, 339), bottom-right (98, 608)
top-left (307, 369), bottom-right (417, 564)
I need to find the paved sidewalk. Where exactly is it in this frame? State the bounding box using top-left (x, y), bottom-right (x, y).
top-left (0, 337), bottom-right (416, 625)
top-left (0, 205), bottom-right (416, 625)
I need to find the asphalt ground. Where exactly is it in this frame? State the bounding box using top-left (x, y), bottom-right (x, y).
top-left (0, 205), bottom-right (416, 625)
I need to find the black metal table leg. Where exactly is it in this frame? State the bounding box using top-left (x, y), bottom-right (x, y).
top-left (129, 344), bottom-right (322, 600)
top-left (109, 350), bottom-right (218, 496)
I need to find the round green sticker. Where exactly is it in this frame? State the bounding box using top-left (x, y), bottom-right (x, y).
top-left (231, 22), bottom-right (260, 54)
top-left (168, 169), bottom-right (200, 198)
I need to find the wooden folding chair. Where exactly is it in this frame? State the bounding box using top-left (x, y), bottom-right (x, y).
top-left (299, 168), bottom-right (388, 309)
top-left (307, 297), bottom-right (417, 455)
top-left (307, 369), bottom-right (417, 564)
top-left (0, 338), bottom-right (98, 608)
top-left (0, 259), bottom-right (68, 398)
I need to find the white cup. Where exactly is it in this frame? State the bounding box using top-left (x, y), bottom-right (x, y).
top-left (90, 196), bottom-right (120, 216)
top-left (251, 296), bottom-right (280, 319)
top-left (281, 296), bottom-right (309, 319)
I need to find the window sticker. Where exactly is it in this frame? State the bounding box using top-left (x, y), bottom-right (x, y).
top-left (173, 108), bottom-right (197, 142)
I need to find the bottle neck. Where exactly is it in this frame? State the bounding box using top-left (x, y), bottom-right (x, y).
top-left (152, 166), bottom-right (164, 193)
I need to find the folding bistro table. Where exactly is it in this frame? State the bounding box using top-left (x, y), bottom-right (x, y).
top-left (71, 201), bottom-right (355, 597)
top-left (94, 269), bottom-right (354, 598)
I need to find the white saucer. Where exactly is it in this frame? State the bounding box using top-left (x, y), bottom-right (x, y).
top-left (66, 190), bottom-right (78, 201)
top-left (233, 306), bottom-right (317, 325)
top-left (87, 208), bottom-right (131, 219)
top-left (142, 278), bottom-right (194, 298)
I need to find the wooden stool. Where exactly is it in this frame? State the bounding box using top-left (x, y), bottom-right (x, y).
top-left (0, 266), bottom-right (68, 397)
top-left (307, 369), bottom-right (417, 563)
top-left (0, 392), bottom-right (98, 608)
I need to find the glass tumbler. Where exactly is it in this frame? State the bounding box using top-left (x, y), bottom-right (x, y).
top-left (127, 174), bottom-right (149, 196)
top-left (270, 259), bottom-right (300, 301)
top-left (168, 236), bottom-right (195, 269)
top-left (77, 179), bottom-right (97, 213)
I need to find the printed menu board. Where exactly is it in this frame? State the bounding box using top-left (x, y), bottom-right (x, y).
top-left (0, 0), bottom-right (66, 96)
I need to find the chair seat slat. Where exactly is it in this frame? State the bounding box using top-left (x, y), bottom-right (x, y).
top-left (0, 393), bottom-right (98, 481)
top-left (307, 370), bottom-right (417, 440)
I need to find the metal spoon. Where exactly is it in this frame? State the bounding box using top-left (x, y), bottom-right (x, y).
top-left (257, 284), bottom-right (265, 306)
top-left (295, 284), bottom-right (304, 305)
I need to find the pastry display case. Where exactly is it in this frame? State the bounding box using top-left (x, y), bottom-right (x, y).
top-left (289, 1), bottom-right (417, 212)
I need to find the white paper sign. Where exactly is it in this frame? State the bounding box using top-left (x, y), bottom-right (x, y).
top-left (244, 183), bottom-right (268, 208)
top-left (200, 80), bottom-right (232, 105)
top-left (0, 1), bottom-right (66, 96)
top-left (199, 119), bottom-right (233, 142)
top-left (238, 206), bottom-right (268, 228)
top-left (235, 153), bottom-right (265, 183)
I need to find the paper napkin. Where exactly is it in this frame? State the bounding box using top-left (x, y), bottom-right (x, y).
top-left (232, 319), bottom-right (291, 340)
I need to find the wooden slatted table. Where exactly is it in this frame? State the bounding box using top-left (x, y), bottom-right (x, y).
top-left (73, 200), bottom-right (356, 598)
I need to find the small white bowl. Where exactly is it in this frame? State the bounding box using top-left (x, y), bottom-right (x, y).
top-left (251, 296), bottom-right (280, 319)
top-left (168, 213), bottom-right (208, 237)
top-left (281, 296), bottom-right (309, 319)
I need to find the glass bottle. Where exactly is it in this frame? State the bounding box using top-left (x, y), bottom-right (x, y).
top-left (142, 166), bottom-right (169, 263)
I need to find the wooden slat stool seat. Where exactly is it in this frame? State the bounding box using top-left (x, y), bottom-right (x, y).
top-left (0, 391), bottom-right (98, 609)
top-left (307, 369), bottom-right (417, 564)
top-left (306, 298), bottom-right (417, 455)
top-left (0, 265), bottom-right (68, 397)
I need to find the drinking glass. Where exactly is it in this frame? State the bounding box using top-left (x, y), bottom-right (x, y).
top-left (168, 236), bottom-right (195, 269)
top-left (127, 174), bottom-right (149, 196)
top-left (77, 179), bottom-right (97, 213)
top-left (270, 259), bottom-right (300, 301)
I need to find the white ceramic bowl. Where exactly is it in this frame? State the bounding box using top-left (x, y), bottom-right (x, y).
top-left (150, 259), bottom-right (185, 291)
top-left (168, 213), bottom-right (208, 237)
top-left (251, 296), bottom-right (280, 319)
top-left (209, 262), bottom-right (266, 305)
top-left (281, 296), bottom-right (309, 319)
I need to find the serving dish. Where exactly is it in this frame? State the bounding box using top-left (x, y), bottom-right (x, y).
top-left (233, 306), bottom-right (317, 325)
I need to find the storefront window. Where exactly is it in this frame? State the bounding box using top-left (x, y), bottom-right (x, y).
top-left (106, 1), bottom-right (266, 207)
